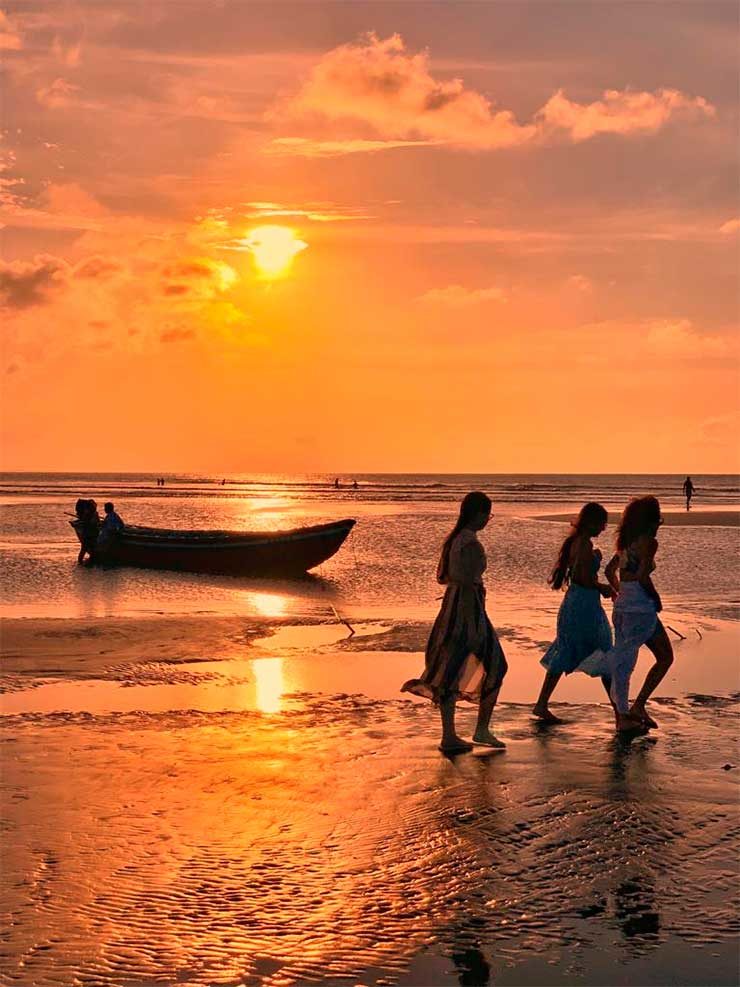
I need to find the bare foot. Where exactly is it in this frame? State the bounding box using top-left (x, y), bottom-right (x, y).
top-left (439, 737), bottom-right (474, 754)
top-left (631, 707), bottom-right (658, 729)
top-left (532, 706), bottom-right (564, 724)
top-left (616, 713), bottom-right (648, 734)
top-left (472, 729), bottom-right (506, 749)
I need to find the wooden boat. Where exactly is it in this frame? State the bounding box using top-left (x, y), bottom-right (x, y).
top-left (70, 517), bottom-right (355, 575)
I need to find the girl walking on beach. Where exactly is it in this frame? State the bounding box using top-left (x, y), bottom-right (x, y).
top-left (533, 503), bottom-right (616, 724)
top-left (401, 491), bottom-right (508, 754)
top-left (589, 496), bottom-right (674, 733)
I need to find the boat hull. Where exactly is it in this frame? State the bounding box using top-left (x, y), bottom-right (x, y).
top-left (71, 519), bottom-right (355, 575)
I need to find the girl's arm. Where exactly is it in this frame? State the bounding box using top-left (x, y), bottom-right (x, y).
top-left (605, 553), bottom-right (620, 594)
top-left (571, 539), bottom-right (614, 597)
top-left (637, 538), bottom-right (662, 611)
top-left (604, 552), bottom-right (619, 599)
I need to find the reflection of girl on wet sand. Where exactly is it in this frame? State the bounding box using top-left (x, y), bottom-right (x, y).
top-left (402, 492), bottom-right (508, 754)
top-left (584, 497), bottom-right (674, 734)
top-left (533, 502), bottom-right (616, 723)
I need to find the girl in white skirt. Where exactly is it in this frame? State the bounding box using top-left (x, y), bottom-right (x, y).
top-left (584, 496), bottom-right (674, 733)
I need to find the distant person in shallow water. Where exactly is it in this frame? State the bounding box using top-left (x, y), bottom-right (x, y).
top-left (582, 497), bottom-right (673, 733)
top-left (401, 491), bottom-right (508, 754)
top-left (683, 476), bottom-right (694, 511)
top-left (533, 503), bottom-right (616, 724)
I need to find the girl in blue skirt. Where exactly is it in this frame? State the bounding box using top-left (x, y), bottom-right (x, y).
top-left (533, 503), bottom-right (616, 723)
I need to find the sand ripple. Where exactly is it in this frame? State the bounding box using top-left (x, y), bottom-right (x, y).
top-left (1, 699), bottom-right (738, 985)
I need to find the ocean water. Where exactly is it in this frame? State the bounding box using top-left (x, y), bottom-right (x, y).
top-left (0, 473), bottom-right (738, 624)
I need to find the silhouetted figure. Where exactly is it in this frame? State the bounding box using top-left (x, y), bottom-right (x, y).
top-left (334, 478), bottom-right (340, 488)
top-left (581, 497), bottom-right (673, 734)
top-left (75, 498), bottom-right (100, 565)
top-left (401, 491), bottom-right (508, 753)
top-left (533, 503), bottom-right (615, 723)
top-left (682, 475), bottom-right (694, 511)
top-left (221, 478), bottom-right (226, 486)
top-left (352, 479), bottom-right (358, 489)
top-left (98, 501), bottom-right (124, 551)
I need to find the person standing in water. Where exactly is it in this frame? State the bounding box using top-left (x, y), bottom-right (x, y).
top-left (75, 499), bottom-right (100, 565)
top-left (682, 476), bottom-right (694, 511)
top-left (402, 491), bottom-right (508, 754)
top-left (587, 496), bottom-right (674, 733)
top-left (533, 503), bottom-right (616, 724)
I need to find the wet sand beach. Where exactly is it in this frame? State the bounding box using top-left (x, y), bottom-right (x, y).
top-left (2, 615), bottom-right (739, 986)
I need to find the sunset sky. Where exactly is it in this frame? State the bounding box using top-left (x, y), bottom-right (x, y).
top-left (1, 1), bottom-right (738, 473)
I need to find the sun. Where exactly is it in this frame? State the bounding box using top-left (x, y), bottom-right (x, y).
top-left (245, 225), bottom-right (308, 279)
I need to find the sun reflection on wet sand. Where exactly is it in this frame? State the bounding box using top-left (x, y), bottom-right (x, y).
top-left (253, 657), bottom-right (284, 713)
top-left (243, 591), bottom-right (289, 618)
top-left (2, 698), bottom-right (737, 986)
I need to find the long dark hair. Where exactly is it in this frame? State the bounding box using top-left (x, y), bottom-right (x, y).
top-left (549, 501), bottom-right (608, 590)
top-left (616, 496), bottom-right (662, 551)
top-left (437, 491), bottom-right (492, 584)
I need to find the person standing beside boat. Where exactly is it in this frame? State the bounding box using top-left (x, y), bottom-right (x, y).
top-left (75, 498), bottom-right (100, 565)
top-left (533, 503), bottom-right (616, 724)
top-left (401, 491), bottom-right (508, 754)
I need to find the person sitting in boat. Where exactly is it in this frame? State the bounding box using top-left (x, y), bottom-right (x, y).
top-left (75, 498), bottom-right (100, 565)
top-left (97, 501), bottom-right (124, 551)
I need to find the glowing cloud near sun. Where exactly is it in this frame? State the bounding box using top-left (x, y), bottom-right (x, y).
top-left (244, 225), bottom-right (308, 278)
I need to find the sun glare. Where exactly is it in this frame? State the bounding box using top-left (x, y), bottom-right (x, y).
top-left (252, 657), bottom-right (284, 714)
top-left (245, 225), bottom-right (308, 278)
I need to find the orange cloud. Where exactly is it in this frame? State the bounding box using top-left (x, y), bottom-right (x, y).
top-left (0, 10), bottom-right (21, 50)
top-left (644, 318), bottom-right (728, 358)
top-left (160, 257), bottom-right (237, 297)
top-left (0, 252), bottom-right (125, 309)
top-left (0, 255), bottom-right (67, 308)
top-left (276, 33), bottom-right (716, 154)
top-left (537, 88), bottom-right (715, 141)
top-left (719, 218), bottom-right (740, 234)
top-left (73, 256), bottom-right (123, 279)
top-left (267, 137), bottom-right (441, 156)
top-left (52, 36), bottom-right (82, 68)
top-left (244, 200), bottom-right (374, 222)
top-left (36, 77), bottom-right (80, 109)
top-left (417, 285), bottom-right (506, 307)
top-left (280, 33), bottom-right (536, 150)
top-left (565, 274), bottom-right (593, 293)
top-left (160, 327), bottom-right (196, 343)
